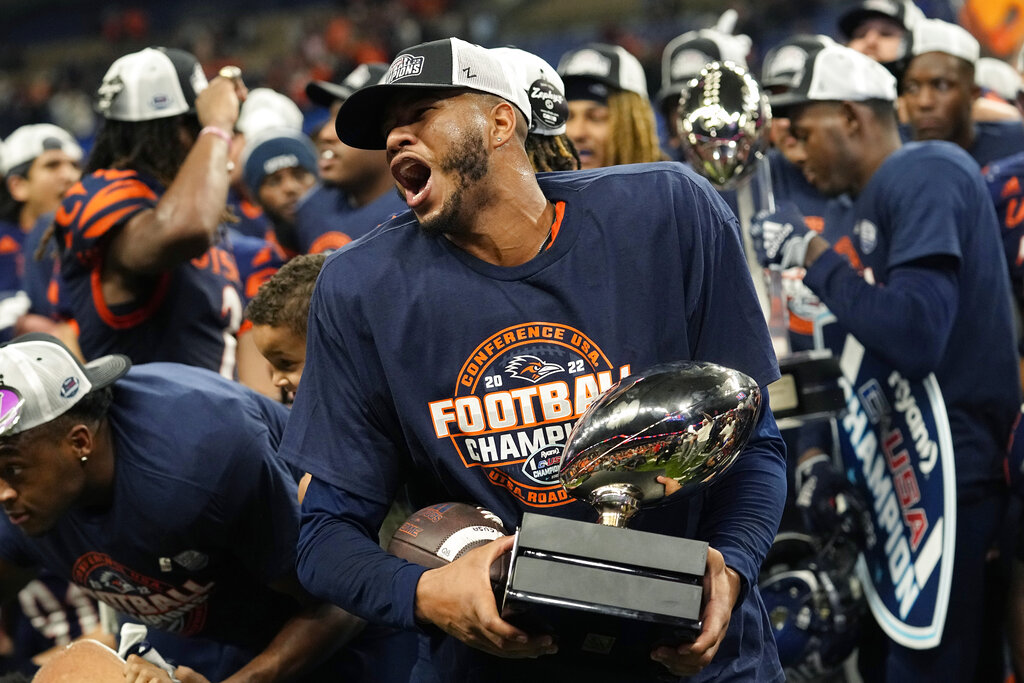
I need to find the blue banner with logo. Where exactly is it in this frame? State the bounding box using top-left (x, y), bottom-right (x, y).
top-left (835, 334), bottom-right (955, 650)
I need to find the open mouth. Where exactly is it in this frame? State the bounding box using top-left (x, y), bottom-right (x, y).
top-left (392, 157), bottom-right (432, 206)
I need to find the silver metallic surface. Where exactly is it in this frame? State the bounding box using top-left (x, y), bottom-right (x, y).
top-left (677, 61), bottom-right (771, 190)
top-left (559, 360), bottom-right (762, 523)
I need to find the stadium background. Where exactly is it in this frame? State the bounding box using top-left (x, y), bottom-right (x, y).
top-left (0, 0), bottom-right (1003, 150)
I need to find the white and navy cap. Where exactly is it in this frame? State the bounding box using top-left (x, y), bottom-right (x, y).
top-left (491, 47), bottom-right (567, 137)
top-left (241, 127), bottom-right (319, 194)
top-left (838, 0), bottom-right (925, 40)
top-left (306, 63), bottom-right (390, 107)
top-left (236, 88), bottom-right (305, 137)
top-left (769, 43), bottom-right (898, 112)
top-left (95, 47), bottom-right (209, 122)
top-left (762, 34), bottom-right (837, 92)
top-left (0, 124), bottom-right (83, 176)
top-left (0, 333), bottom-right (130, 437)
top-left (908, 18), bottom-right (980, 65)
top-left (558, 43), bottom-right (649, 100)
top-left (975, 57), bottom-right (1023, 101)
top-left (336, 38), bottom-right (532, 150)
top-left (657, 30), bottom-right (751, 107)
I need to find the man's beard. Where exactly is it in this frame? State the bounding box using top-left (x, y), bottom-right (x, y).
top-left (417, 128), bottom-right (491, 238)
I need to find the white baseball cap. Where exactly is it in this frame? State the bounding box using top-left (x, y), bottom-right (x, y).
top-left (0, 334), bottom-right (130, 437)
top-left (761, 34), bottom-right (837, 92)
top-left (236, 88), bottom-right (305, 137)
top-left (769, 44), bottom-right (898, 112)
top-left (491, 47), bottom-right (568, 137)
top-left (95, 47), bottom-right (209, 122)
top-left (336, 38), bottom-right (532, 150)
top-left (975, 58), bottom-right (1023, 101)
top-left (558, 43), bottom-right (649, 100)
top-left (909, 18), bottom-right (980, 65)
top-left (0, 124), bottom-right (83, 176)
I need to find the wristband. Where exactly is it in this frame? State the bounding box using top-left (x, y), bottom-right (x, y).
top-left (199, 126), bottom-right (233, 146)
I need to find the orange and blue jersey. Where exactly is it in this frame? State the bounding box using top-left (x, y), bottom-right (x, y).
top-left (55, 169), bottom-right (246, 376)
top-left (298, 188), bottom-right (407, 255)
top-left (226, 189), bottom-right (273, 241)
top-left (983, 151), bottom-right (1024, 305)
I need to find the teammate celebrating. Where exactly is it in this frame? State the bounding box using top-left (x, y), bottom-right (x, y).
top-left (0, 334), bottom-right (371, 681)
top-left (279, 37), bottom-right (786, 682)
top-left (751, 44), bottom-right (1019, 682)
top-left (38, 47), bottom-right (248, 377)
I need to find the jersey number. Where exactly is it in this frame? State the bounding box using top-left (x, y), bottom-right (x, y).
top-left (219, 286), bottom-right (243, 379)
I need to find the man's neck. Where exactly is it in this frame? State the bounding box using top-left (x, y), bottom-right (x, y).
top-left (445, 175), bottom-right (554, 267)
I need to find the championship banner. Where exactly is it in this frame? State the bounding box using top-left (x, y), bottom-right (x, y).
top-left (835, 334), bottom-right (956, 650)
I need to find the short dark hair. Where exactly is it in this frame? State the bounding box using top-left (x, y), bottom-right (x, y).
top-left (47, 386), bottom-right (114, 437)
top-left (245, 253), bottom-right (327, 337)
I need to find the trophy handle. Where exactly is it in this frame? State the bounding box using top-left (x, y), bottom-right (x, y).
top-left (589, 483), bottom-right (643, 528)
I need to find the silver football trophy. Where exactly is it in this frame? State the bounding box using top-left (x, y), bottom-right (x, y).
top-left (678, 61), bottom-right (843, 427)
top-left (498, 361), bottom-right (760, 667)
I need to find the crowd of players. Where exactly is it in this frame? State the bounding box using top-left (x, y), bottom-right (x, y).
top-left (0, 0), bottom-right (1022, 680)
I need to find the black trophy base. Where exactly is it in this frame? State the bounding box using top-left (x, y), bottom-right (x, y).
top-left (500, 513), bottom-right (707, 667)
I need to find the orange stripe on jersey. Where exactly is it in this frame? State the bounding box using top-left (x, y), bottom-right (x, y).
top-left (80, 180), bottom-right (157, 236)
top-left (0, 236), bottom-right (20, 255)
top-left (47, 278), bottom-right (59, 305)
top-left (805, 215), bottom-right (825, 234)
top-left (237, 318), bottom-right (253, 336)
top-left (544, 201), bottom-right (566, 251)
top-left (310, 232), bottom-right (352, 254)
top-left (240, 199), bottom-right (263, 220)
top-left (55, 200), bottom-right (83, 229)
top-left (66, 318), bottom-right (80, 337)
top-left (1002, 176), bottom-right (1022, 199)
top-left (90, 264), bottom-right (171, 329)
top-left (788, 312), bottom-right (815, 336)
top-left (245, 266), bottom-right (280, 299)
top-left (83, 205), bottom-right (143, 241)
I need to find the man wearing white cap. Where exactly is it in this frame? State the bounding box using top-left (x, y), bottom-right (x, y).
top-left (0, 333), bottom-right (369, 681)
top-left (751, 43), bottom-right (1019, 682)
top-left (903, 18), bottom-right (1024, 166)
top-left (0, 124), bottom-right (82, 344)
top-left (34, 48), bottom-right (254, 382)
top-left (280, 36), bottom-right (787, 682)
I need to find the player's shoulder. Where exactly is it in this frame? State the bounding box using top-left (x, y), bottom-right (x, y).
top-left (983, 150), bottom-right (1024, 185)
top-left (886, 142), bottom-right (982, 180)
top-left (977, 119), bottom-right (1024, 142)
top-left (58, 168), bottom-right (160, 231)
top-left (537, 161), bottom-right (710, 192)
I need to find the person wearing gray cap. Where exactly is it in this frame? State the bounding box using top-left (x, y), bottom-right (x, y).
top-left (0, 333), bottom-right (371, 681)
top-left (278, 36), bottom-right (787, 683)
top-left (295, 62), bottom-right (407, 254)
top-left (751, 43), bottom-right (1018, 683)
top-left (902, 18), bottom-right (1024, 166)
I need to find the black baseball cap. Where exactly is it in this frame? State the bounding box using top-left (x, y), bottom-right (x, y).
top-left (306, 63), bottom-right (389, 108)
top-left (335, 38), bottom-right (531, 150)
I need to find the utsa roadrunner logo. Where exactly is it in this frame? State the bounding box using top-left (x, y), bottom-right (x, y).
top-left (428, 322), bottom-right (630, 508)
top-left (72, 552), bottom-right (214, 636)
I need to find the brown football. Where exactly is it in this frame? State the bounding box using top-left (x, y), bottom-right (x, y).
top-left (387, 502), bottom-right (508, 569)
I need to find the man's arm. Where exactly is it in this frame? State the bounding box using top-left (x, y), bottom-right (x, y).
top-left (107, 75), bottom-right (243, 275)
top-left (174, 573), bottom-right (362, 683)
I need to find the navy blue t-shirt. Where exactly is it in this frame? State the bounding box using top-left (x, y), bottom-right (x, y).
top-left (281, 163), bottom-right (787, 682)
top-left (0, 365), bottom-right (300, 676)
top-left (804, 141), bottom-right (1020, 495)
top-left (899, 120), bottom-right (1024, 168)
top-left (293, 183), bottom-right (353, 254)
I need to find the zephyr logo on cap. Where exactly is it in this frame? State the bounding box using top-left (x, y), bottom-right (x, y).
top-left (491, 46), bottom-right (567, 137)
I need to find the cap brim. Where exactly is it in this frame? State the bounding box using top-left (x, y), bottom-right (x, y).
top-left (84, 353), bottom-right (131, 390)
top-left (306, 81), bottom-right (354, 108)
top-left (655, 82), bottom-right (690, 109)
top-left (838, 9), bottom-right (901, 39)
top-left (336, 82), bottom-right (465, 150)
top-left (767, 91), bottom-right (813, 116)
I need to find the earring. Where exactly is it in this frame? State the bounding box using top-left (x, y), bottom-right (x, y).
top-left (80, 456), bottom-right (88, 465)
top-left (496, 137), bottom-right (502, 142)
